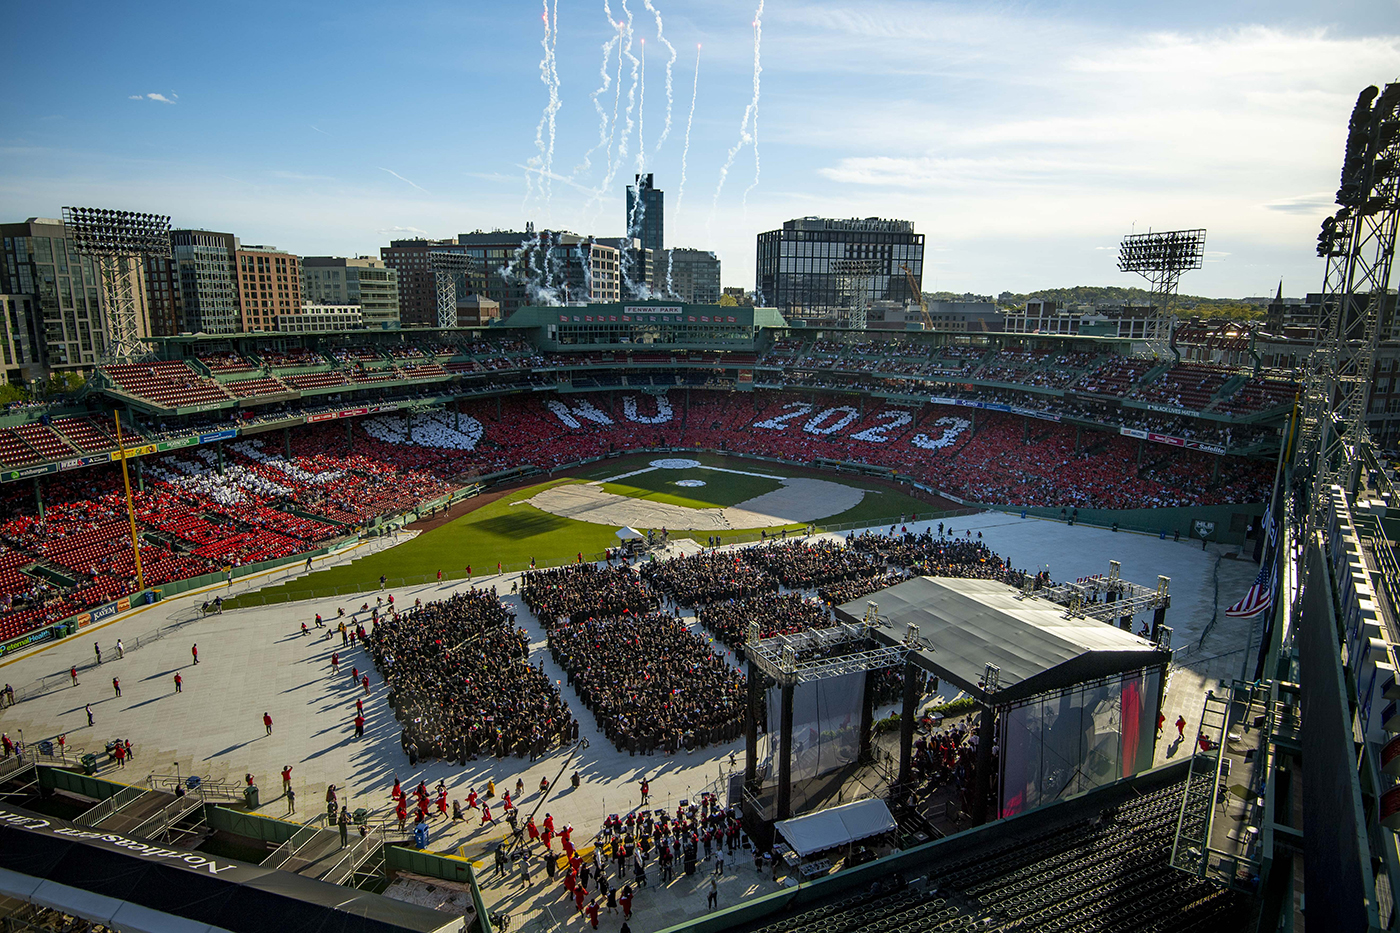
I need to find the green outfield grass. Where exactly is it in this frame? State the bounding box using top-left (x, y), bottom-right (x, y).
top-left (598, 466), bottom-right (783, 510)
top-left (228, 458), bottom-right (946, 606)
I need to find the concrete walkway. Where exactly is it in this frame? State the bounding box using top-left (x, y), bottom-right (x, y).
top-left (0, 510), bottom-right (1258, 932)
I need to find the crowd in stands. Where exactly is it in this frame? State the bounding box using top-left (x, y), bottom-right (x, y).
top-left (736, 539), bottom-right (883, 590)
top-left (818, 569), bottom-right (911, 607)
top-left (638, 551), bottom-right (776, 607)
top-left (520, 564), bottom-right (658, 626)
top-left (0, 434), bottom-right (454, 637)
top-left (371, 590), bottom-right (574, 761)
top-left (547, 610), bottom-right (746, 754)
top-left (848, 528), bottom-right (1025, 584)
top-left (1130, 362), bottom-right (1232, 410)
top-left (0, 364), bottom-right (1281, 642)
top-left (697, 593), bottom-right (834, 652)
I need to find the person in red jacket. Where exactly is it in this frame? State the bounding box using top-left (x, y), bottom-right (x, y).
top-left (263, 712), bottom-right (274, 735)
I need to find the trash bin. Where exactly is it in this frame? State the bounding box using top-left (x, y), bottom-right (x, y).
top-left (414, 821), bottom-right (430, 849)
top-left (38, 740), bottom-right (53, 757)
top-left (353, 808), bottom-right (368, 825)
top-left (243, 784), bottom-right (260, 809)
top-left (81, 754), bottom-right (98, 775)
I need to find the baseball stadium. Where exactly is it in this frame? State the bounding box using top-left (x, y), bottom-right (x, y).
top-left (0, 298), bottom-right (1310, 933)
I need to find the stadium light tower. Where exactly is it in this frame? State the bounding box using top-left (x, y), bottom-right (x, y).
top-left (1298, 81), bottom-right (1400, 508)
top-left (832, 258), bottom-right (877, 330)
top-left (1117, 228), bottom-right (1206, 357)
top-left (61, 207), bottom-right (171, 363)
top-left (429, 250), bottom-right (471, 329)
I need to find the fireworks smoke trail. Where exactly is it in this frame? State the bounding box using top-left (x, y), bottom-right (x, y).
top-left (526, 0), bottom-right (562, 216)
top-left (641, 0), bottom-right (677, 154)
top-left (577, 1), bottom-right (623, 178)
top-left (669, 46), bottom-right (701, 296)
top-left (591, 0), bottom-right (639, 224)
top-left (637, 38), bottom-right (646, 169)
top-left (709, 2), bottom-right (765, 223)
top-left (740, 3), bottom-right (763, 215)
top-left (676, 45), bottom-right (700, 213)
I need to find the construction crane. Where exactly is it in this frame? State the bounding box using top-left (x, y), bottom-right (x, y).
top-left (901, 264), bottom-right (935, 331)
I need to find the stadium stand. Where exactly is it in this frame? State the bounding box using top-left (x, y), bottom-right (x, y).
top-left (223, 376), bottom-right (293, 398)
top-left (730, 765), bottom-right (1253, 933)
top-left (50, 416), bottom-right (118, 452)
top-left (102, 361), bottom-right (233, 408)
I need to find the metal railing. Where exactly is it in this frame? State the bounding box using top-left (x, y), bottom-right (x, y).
top-left (74, 784), bottom-right (147, 827)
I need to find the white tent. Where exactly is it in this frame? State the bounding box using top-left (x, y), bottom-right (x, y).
top-left (774, 798), bottom-right (897, 857)
top-left (615, 527), bottom-right (644, 540)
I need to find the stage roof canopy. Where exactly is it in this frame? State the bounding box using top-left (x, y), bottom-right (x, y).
top-left (835, 577), bottom-right (1170, 706)
top-left (775, 799), bottom-right (896, 857)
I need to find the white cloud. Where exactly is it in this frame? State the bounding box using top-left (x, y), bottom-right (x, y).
top-left (378, 225), bottom-right (429, 238)
top-left (1262, 192), bottom-right (1334, 214)
top-left (145, 93), bottom-right (176, 104)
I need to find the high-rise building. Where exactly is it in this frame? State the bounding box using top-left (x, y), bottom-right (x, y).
top-left (756, 217), bottom-right (924, 325)
top-left (170, 229), bottom-right (239, 334)
top-left (302, 256), bottom-right (401, 330)
top-left (0, 294), bottom-right (42, 385)
top-left (143, 255), bottom-right (182, 336)
top-left (626, 174), bottom-right (664, 254)
top-left (0, 217), bottom-right (120, 372)
top-left (660, 248), bottom-right (721, 304)
top-left (235, 245), bottom-right (300, 332)
top-left (597, 236), bottom-right (657, 299)
top-left (380, 238), bottom-right (457, 326)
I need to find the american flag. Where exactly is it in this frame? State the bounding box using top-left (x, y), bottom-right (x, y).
top-left (1225, 562), bottom-right (1273, 618)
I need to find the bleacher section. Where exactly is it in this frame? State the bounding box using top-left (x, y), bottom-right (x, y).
top-left (224, 376), bottom-right (293, 398)
top-left (0, 328), bottom-right (1294, 647)
top-left (733, 768), bottom-right (1253, 933)
top-left (1073, 357), bottom-right (1156, 397)
top-left (198, 353), bottom-right (257, 375)
top-left (284, 371), bottom-right (349, 391)
top-left (1132, 362), bottom-right (1234, 410)
top-left (1216, 377), bottom-right (1298, 416)
top-left (0, 437), bottom-right (454, 639)
top-left (103, 361), bottom-right (233, 409)
top-left (0, 431), bottom-right (41, 466)
top-left (50, 417), bottom-right (117, 453)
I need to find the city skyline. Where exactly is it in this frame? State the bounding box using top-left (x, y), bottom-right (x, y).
top-left (3, 1), bottom-right (1397, 299)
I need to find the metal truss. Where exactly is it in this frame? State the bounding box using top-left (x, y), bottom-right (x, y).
top-left (832, 258), bottom-right (878, 331)
top-left (1299, 83), bottom-right (1400, 527)
top-left (747, 621), bottom-right (907, 685)
top-left (62, 206), bottom-right (171, 364)
top-left (430, 250), bottom-right (471, 329)
top-left (96, 254), bottom-right (150, 362)
top-left (1041, 560), bottom-right (1170, 624)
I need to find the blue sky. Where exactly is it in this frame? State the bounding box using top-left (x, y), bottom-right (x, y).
top-left (3, 1), bottom-right (1397, 298)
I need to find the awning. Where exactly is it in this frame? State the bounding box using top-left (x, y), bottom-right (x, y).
top-left (774, 798), bottom-right (896, 857)
top-left (615, 527), bottom-right (644, 540)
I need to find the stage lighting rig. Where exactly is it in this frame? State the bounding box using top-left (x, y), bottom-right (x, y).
top-left (62, 206), bottom-right (171, 363)
top-left (1296, 80), bottom-right (1400, 510)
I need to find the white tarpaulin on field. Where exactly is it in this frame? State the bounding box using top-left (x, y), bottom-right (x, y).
top-left (615, 526), bottom-right (644, 540)
top-left (774, 798), bottom-right (896, 857)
